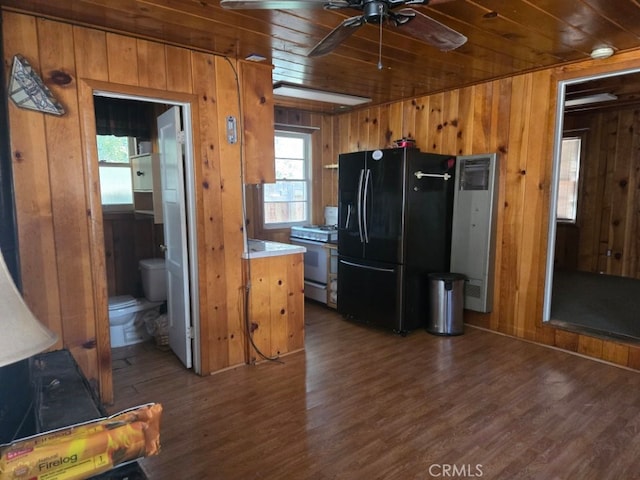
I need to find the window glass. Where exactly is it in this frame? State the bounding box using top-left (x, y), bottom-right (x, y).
top-left (98, 165), bottom-right (133, 205)
top-left (275, 136), bottom-right (304, 159)
top-left (97, 135), bottom-right (133, 207)
top-left (557, 136), bottom-right (582, 222)
top-left (275, 158), bottom-right (305, 180)
top-left (97, 135), bottom-right (130, 163)
top-left (264, 132), bottom-right (311, 227)
top-left (264, 181), bottom-right (308, 203)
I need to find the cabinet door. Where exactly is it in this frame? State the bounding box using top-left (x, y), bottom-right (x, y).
top-left (240, 61), bottom-right (275, 184)
top-left (131, 154), bottom-right (153, 191)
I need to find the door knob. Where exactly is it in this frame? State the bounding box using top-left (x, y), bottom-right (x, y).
top-left (159, 244), bottom-right (167, 252)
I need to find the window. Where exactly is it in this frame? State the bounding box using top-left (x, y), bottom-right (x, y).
top-left (556, 135), bottom-right (582, 222)
top-left (263, 131), bottom-right (311, 227)
top-left (97, 135), bottom-right (133, 208)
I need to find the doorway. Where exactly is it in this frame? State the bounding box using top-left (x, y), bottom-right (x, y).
top-left (90, 89), bottom-right (201, 381)
top-left (544, 68), bottom-right (640, 342)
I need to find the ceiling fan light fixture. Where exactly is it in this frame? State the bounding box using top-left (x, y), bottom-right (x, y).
top-left (273, 82), bottom-right (371, 106)
top-left (222, 0), bottom-right (466, 58)
top-left (590, 46), bottom-right (614, 60)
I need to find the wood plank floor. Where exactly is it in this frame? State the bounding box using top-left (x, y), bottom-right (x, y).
top-left (108, 301), bottom-right (640, 479)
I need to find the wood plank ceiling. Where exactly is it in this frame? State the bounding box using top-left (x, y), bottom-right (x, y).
top-left (3, 0), bottom-right (640, 113)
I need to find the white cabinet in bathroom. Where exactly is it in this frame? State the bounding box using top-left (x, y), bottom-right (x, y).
top-left (130, 153), bottom-right (163, 223)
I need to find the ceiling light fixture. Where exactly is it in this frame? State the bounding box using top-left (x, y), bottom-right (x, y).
top-left (245, 53), bottom-right (266, 62)
top-left (590, 46), bottom-right (614, 60)
top-left (565, 92), bottom-right (618, 107)
top-left (272, 82), bottom-right (371, 106)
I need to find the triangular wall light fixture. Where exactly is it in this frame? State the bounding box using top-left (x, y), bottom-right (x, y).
top-left (8, 54), bottom-right (65, 116)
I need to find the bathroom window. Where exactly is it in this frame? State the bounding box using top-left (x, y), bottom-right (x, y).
top-left (97, 135), bottom-right (134, 209)
top-left (263, 131), bottom-right (311, 228)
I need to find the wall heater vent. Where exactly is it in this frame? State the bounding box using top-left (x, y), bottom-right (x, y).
top-left (450, 153), bottom-right (499, 313)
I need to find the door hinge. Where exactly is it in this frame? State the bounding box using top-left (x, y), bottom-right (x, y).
top-left (187, 326), bottom-right (194, 339)
top-left (177, 130), bottom-right (186, 145)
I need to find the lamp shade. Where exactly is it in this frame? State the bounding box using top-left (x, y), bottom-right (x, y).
top-left (0, 249), bottom-right (57, 367)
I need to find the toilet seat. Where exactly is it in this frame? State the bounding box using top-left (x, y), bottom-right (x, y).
top-left (109, 295), bottom-right (138, 311)
top-left (108, 257), bottom-right (166, 348)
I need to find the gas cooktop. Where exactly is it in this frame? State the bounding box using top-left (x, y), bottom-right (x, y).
top-left (296, 224), bottom-right (337, 231)
top-left (290, 225), bottom-right (338, 243)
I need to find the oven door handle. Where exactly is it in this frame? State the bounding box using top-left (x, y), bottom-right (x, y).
top-left (290, 237), bottom-right (330, 247)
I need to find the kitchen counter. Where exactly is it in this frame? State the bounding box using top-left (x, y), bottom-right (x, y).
top-left (242, 239), bottom-right (306, 259)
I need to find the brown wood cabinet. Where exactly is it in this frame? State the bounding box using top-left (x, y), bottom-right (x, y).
top-left (240, 61), bottom-right (275, 184)
top-left (243, 253), bottom-right (304, 363)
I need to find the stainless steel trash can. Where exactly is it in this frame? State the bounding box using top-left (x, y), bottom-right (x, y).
top-left (426, 273), bottom-right (465, 335)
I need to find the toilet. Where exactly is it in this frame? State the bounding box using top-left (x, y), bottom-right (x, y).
top-left (108, 258), bottom-right (167, 348)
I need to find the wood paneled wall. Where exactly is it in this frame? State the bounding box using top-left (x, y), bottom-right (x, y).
top-left (331, 53), bottom-right (640, 370)
top-left (245, 107), bottom-right (336, 243)
top-left (275, 107), bottom-right (337, 226)
top-left (6, 12), bottom-right (640, 410)
top-left (564, 107), bottom-right (640, 278)
top-left (103, 213), bottom-right (164, 297)
top-left (3, 11), bottom-right (259, 403)
top-left (554, 223), bottom-right (579, 271)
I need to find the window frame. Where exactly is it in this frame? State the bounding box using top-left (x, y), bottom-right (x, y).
top-left (262, 130), bottom-right (312, 229)
top-left (97, 135), bottom-right (135, 212)
top-left (556, 130), bottom-right (585, 224)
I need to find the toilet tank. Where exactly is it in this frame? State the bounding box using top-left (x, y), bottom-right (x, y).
top-left (139, 258), bottom-right (167, 301)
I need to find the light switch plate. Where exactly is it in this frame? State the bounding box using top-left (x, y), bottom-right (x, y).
top-left (226, 116), bottom-right (237, 144)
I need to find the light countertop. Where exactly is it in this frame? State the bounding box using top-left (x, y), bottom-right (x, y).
top-left (242, 239), bottom-right (306, 259)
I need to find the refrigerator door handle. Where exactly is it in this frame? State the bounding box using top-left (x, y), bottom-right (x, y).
top-left (414, 171), bottom-right (452, 181)
top-left (363, 169), bottom-right (371, 243)
top-left (340, 259), bottom-right (395, 273)
top-left (345, 204), bottom-right (352, 229)
top-left (357, 169), bottom-right (365, 242)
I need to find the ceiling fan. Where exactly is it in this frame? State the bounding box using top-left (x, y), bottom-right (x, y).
top-left (220, 0), bottom-right (467, 59)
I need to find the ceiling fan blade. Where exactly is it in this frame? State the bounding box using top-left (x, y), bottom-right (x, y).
top-left (220, 0), bottom-right (335, 9)
top-left (308, 15), bottom-right (364, 57)
top-left (390, 8), bottom-right (467, 51)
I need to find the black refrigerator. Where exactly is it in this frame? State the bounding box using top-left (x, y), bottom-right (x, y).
top-left (337, 147), bottom-right (456, 333)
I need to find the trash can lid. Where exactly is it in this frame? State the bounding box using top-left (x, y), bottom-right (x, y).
top-left (428, 272), bottom-right (466, 281)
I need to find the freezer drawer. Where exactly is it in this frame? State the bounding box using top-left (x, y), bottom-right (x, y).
top-left (337, 256), bottom-right (407, 333)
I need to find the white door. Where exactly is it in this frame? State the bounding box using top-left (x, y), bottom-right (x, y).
top-left (157, 106), bottom-right (192, 368)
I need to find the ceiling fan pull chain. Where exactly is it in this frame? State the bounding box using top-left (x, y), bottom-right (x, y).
top-left (377, 4), bottom-right (383, 70)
